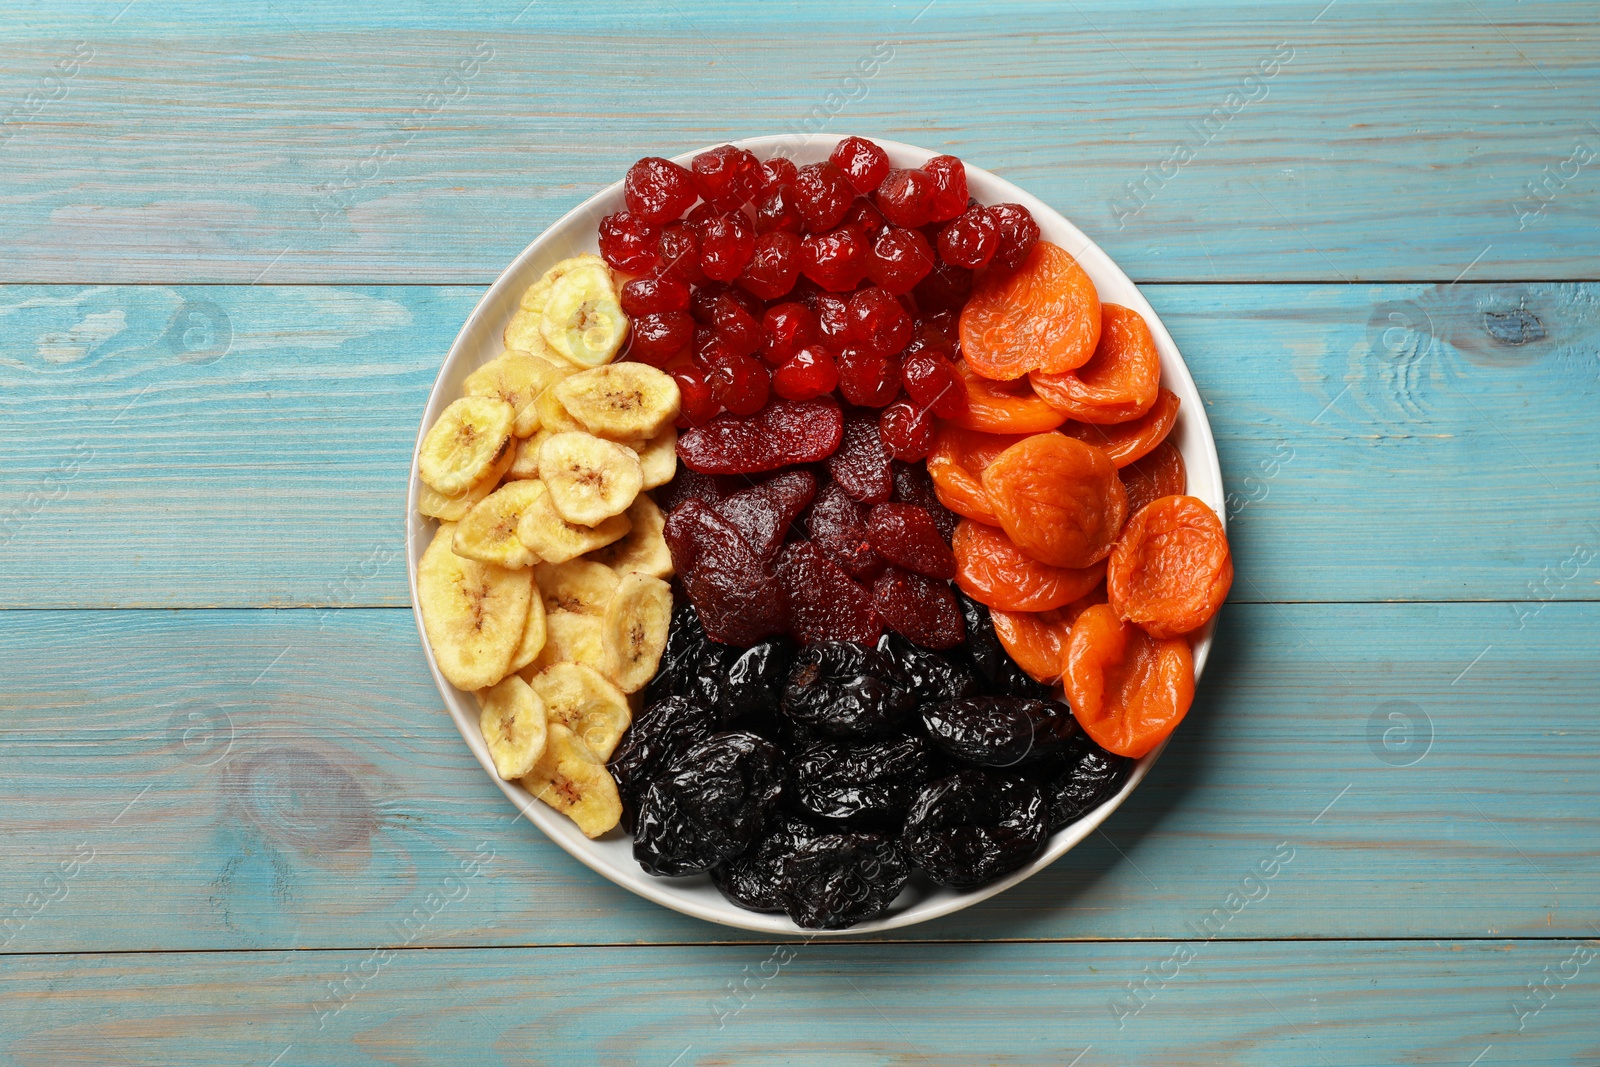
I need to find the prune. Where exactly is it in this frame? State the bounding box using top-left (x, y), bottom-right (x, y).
top-left (900, 771), bottom-right (1048, 888)
top-left (786, 734), bottom-right (942, 830)
top-left (644, 598), bottom-right (735, 714)
top-left (826, 408), bottom-right (894, 504)
top-left (781, 833), bottom-right (909, 929)
top-left (805, 481), bottom-right (885, 582)
top-left (891, 461), bottom-right (959, 543)
top-left (875, 631), bottom-right (981, 706)
top-left (664, 500), bottom-right (789, 646)
top-left (775, 541), bottom-right (883, 646)
top-left (872, 566), bottom-right (966, 649)
top-left (608, 695), bottom-right (721, 832)
top-left (922, 696), bottom-right (1078, 767)
top-left (715, 470), bottom-right (817, 564)
top-left (634, 731), bottom-right (784, 876)
top-left (781, 641), bottom-right (913, 739)
top-left (677, 396), bottom-right (844, 475)
top-left (1036, 734), bottom-right (1134, 829)
top-left (722, 635), bottom-right (795, 727)
top-left (867, 503), bottom-right (956, 579)
top-left (712, 818), bottom-right (819, 913)
top-left (953, 588), bottom-right (1053, 699)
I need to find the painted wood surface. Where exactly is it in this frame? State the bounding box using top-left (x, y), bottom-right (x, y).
top-left (1, 602), bottom-right (1593, 952)
top-left (2, 282), bottom-right (1597, 608)
top-left (0, 2), bottom-right (1595, 283)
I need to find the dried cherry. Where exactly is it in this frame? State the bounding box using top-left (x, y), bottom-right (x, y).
top-left (624, 157), bottom-right (699, 224)
top-left (737, 231), bottom-right (801, 301)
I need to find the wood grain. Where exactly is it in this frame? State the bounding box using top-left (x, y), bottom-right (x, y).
top-left (1, 282), bottom-right (1596, 608)
top-left (0, 2), bottom-right (1593, 282)
top-left (0, 603), bottom-right (1592, 952)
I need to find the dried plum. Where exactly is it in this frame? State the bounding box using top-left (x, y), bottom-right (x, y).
top-left (664, 499), bottom-right (789, 646)
top-left (901, 771), bottom-right (1048, 888)
top-left (871, 565), bottom-right (966, 649)
top-left (1038, 735), bottom-right (1133, 829)
top-left (875, 632), bottom-right (980, 706)
top-left (953, 588), bottom-right (1053, 698)
top-left (608, 695), bottom-right (721, 832)
top-left (775, 541), bottom-right (883, 645)
top-left (712, 817), bottom-right (819, 913)
top-left (922, 696), bottom-right (1078, 767)
top-left (722, 635), bottom-right (795, 729)
top-left (645, 598), bottom-right (735, 715)
top-left (781, 832), bottom-right (909, 929)
top-left (786, 734), bottom-right (942, 830)
top-left (716, 471), bottom-right (817, 564)
top-left (634, 731), bottom-right (784, 876)
top-left (781, 641), bottom-right (914, 739)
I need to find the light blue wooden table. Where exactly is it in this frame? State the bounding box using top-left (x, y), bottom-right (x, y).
top-left (2, 2), bottom-right (1597, 1063)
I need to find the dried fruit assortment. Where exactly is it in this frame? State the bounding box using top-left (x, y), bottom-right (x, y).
top-left (415, 137), bottom-right (1234, 928)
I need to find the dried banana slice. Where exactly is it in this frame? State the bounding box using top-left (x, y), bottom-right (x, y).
top-left (555, 363), bottom-right (681, 442)
top-left (526, 611), bottom-right (606, 675)
top-left (539, 263), bottom-right (628, 367)
top-left (416, 524), bottom-right (532, 691)
top-left (503, 309), bottom-right (544, 354)
top-left (453, 480), bottom-right (544, 569)
top-left (418, 396), bottom-right (515, 495)
top-left (589, 495), bottom-right (672, 579)
top-left (535, 559), bottom-right (619, 616)
top-left (464, 350), bottom-right (567, 438)
top-left (527, 662), bottom-right (632, 761)
top-left (520, 254), bottom-right (609, 315)
top-left (538, 432), bottom-right (644, 527)
top-left (601, 573), bottom-right (673, 694)
top-left (628, 427), bottom-right (677, 490)
top-left (515, 480), bottom-right (631, 564)
top-left (477, 674), bottom-right (547, 780)
top-left (507, 583), bottom-right (548, 675)
top-left (521, 724), bottom-right (622, 839)
top-left (418, 444), bottom-right (516, 521)
top-left (506, 430), bottom-right (550, 481)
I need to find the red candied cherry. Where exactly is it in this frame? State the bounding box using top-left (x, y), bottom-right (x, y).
top-left (815, 292), bottom-right (850, 343)
top-left (879, 398), bottom-right (935, 460)
top-left (758, 156), bottom-right (799, 190)
top-left (737, 231), bottom-right (801, 301)
top-left (989, 202), bottom-right (1041, 271)
top-left (624, 157), bottom-right (699, 225)
top-left (846, 286), bottom-right (914, 358)
top-left (920, 310), bottom-right (958, 347)
top-left (620, 275), bottom-right (691, 317)
top-left (772, 344), bottom-right (839, 400)
top-left (901, 346), bottom-right (969, 418)
top-left (686, 201), bottom-right (720, 228)
top-left (598, 211), bottom-right (659, 273)
top-left (627, 310), bottom-right (694, 367)
top-left (712, 293), bottom-right (763, 358)
top-left (912, 260), bottom-right (974, 313)
top-left (937, 204), bottom-right (999, 269)
top-left (841, 197), bottom-right (888, 238)
top-left (710, 353), bottom-right (771, 415)
top-left (688, 283), bottom-right (728, 325)
top-left (865, 225), bottom-right (935, 295)
top-left (656, 222), bottom-right (705, 283)
top-left (837, 344), bottom-right (902, 407)
top-left (761, 301), bottom-right (818, 367)
top-left (691, 145), bottom-right (762, 211)
top-left (700, 212), bottom-right (757, 282)
top-left (874, 169), bottom-right (935, 229)
top-left (830, 136), bottom-right (891, 194)
top-left (921, 155), bottom-right (968, 223)
top-left (754, 183), bottom-right (804, 235)
top-left (672, 366), bottom-right (721, 427)
top-left (793, 161), bottom-right (855, 232)
top-left (799, 225), bottom-right (869, 291)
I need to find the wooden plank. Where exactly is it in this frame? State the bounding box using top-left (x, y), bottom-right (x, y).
top-left (0, 2), bottom-right (1594, 283)
top-left (2, 282), bottom-right (1596, 608)
top-left (0, 602), bottom-right (1593, 953)
top-left (1, 940), bottom-right (1595, 1065)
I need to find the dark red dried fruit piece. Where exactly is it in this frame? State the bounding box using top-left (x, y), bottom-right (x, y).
top-left (664, 500), bottom-right (789, 646)
top-left (772, 345), bottom-right (839, 400)
top-left (841, 197), bottom-right (888, 238)
top-left (691, 145), bottom-right (762, 212)
top-left (628, 311), bottom-right (693, 366)
top-left (878, 398), bottom-right (934, 461)
top-left (866, 226), bottom-right (936, 296)
top-left (872, 566), bottom-right (965, 648)
top-left (793, 162), bottom-right (855, 232)
top-left (826, 408), bottom-right (894, 503)
top-left (846, 286), bottom-right (914, 357)
top-left (716, 470), bottom-right (818, 564)
top-left (874, 169), bottom-right (935, 229)
top-left (989, 203), bottom-right (1041, 272)
top-left (712, 294), bottom-right (763, 357)
top-left (836, 346), bottom-right (902, 408)
top-left (598, 211), bottom-right (659, 273)
top-left (678, 396), bottom-right (844, 475)
top-left (671, 367), bottom-right (721, 428)
top-left (621, 276), bottom-right (691, 316)
top-left (657, 222), bottom-right (705, 284)
top-left (816, 293), bottom-right (851, 342)
top-left (806, 481), bottom-right (886, 581)
top-left (937, 204), bottom-right (999, 269)
top-left (891, 461), bottom-right (959, 542)
top-left (901, 347), bottom-right (969, 419)
top-left (754, 183), bottom-right (805, 236)
top-left (759, 157), bottom-right (799, 189)
top-left (657, 467), bottom-right (724, 512)
top-left (920, 155), bottom-right (969, 223)
top-left (737, 231), bottom-right (801, 302)
top-left (624, 157), bottom-right (699, 225)
top-left (761, 302), bottom-right (818, 367)
top-left (867, 503), bottom-right (956, 579)
top-left (777, 541), bottom-right (883, 645)
top-left (709, 354), bottom-right (770, 416)
top-left (830, 136), bottom-right (891, 194)
top-left (913, 260), bottom-right (974, 314)
top-left (800, 226), bottom-right (869, 292)
top-left (700, 212), bottom-right (757, 282)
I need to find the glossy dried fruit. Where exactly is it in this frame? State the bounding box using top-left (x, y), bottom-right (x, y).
top-left (787, 734), bottom-right (942, 830)
top-left (1037, 734), bottom-right (1133, 829)
top-left (874, 168), bottom-right (935, 228)
top-left (949, 360), bottom-right (1067, 434)
top-left (953, 588), bottom-right (1055, 700)
top-left (722, 636), bottom-right (796, 729)
top-left (633, 731), bottom-right (784, 875)
top-left (925, 424), bottom-right (1031, 525)
top-left (628, 310), bottom-right (693, 366)
top-left (656, 466), bottom-right (723, 513)
top-left (772, 345), bottom-right (840, 400)
top-left (737, 230), bottom-right (801, 301)
top-left (867, 502), bottom-right (956, 579)
top-left (710, 354), bottom-right (770, 416)
top-left (960, 240), bottom-right (1101, 379)
top-left (937, 204), bottom-right (999, 269)
top-left (608, 694), bottom-right (721, 832)
top-left (761, 301), bottom-right (818, 366)
top-left (712, 818), bottom-right (817, 913)
top-left (664, 499), bottom-right (789, 646)
top-left (836, 345), bottom-right (902, 408)
top-left (922, 696), bottom-right (1078, 767)
top-left (656, 221), bottom-right (705, 284)
top-left (691, 145), bottom-right (762, 211)
top-left (1062, 388), bottom-right (1181, 468)
top-left (1063, 603), bottom-right (1194, 758)
top-left (677, 396), bottom-right (844, 474)
top-left (716, 470), bottom-right (818, 564)
top-left (1029, 303), bottom-right (1161, 424)
top-left (878, 399), bottom-right (935, 461)
top-left (953, 518), bottom-right (1107, 612)
top-left (754, 182), bottom-right (805, 236)
top-left (901, 348), bottom-right (969, 419)
top-left (776, 542), bottom-right (883, 646)
top-left (782, 832), bottom-right (909, 928)
top-left (865, 225), bottom-right (936, 295)
top-left (793, 161), bottom-right (855, 232)
top-left (700, 212), bottom-right (757, 282)
top-left (876, 630), bottom-right (981, 705)
top-left (988, 203), bottom-right (1040, 272)
top-left (872, 565), bottom-right (966, 648)
top-left (890, 461), bottom-right (959, 543)
top-left (920, 155), bottom-right (968, 222)
top-left (624, 157), bottom-right (699, 224)
top-left (1119, 441), bottom-right (1187, 515)
top-left (781, 640), bottom-right (914, 739)
top-left (914, 260), bottom-right (974, 314)
top-left (805, 481), bottom-right (886, 581)
top-left (846, 286), bottom-right (913, 357)
top-left (621, 275), bottom-right (691, 316)
top-left (671, 366), bottom-right (721, 427)
top-left (980, 434), bottom-right (1129, 569)
top-left (830, 136), bottom-right (891, 194)
top-left (900, 771), bottom-right (1048, 888)
top-left (826, 409), bottom-right (894, 504)
top-left (644, 598), bottom-right (733, 712)
top-left (989, 607), bottom-right (1072, 684)
top-left (1107, 494), bottom-right (1232, 639)
top-left (598, 211), bottom-right (659, 273)
top-left (799, 225), bottom-right (870, 291)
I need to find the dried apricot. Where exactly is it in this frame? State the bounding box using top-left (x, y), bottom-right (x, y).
top-left (948, 360), bottom-right (1069, 434)
top-left (1119, 441), bottom-right (1186, 515)
top-left (1062, 388), bottom-right (1179, 468)
top-left (990, 607), bottom-right (1072, 683)
top-left (925, 423), bottom-right (1032, 524)
top-left (1107, 495), bottom-right (1232, 639)
top-left (980, 434), bottom-right (1128, 569)
top-left (1063, 603), bottom-right (1193, 758)
top-left (1029, 303), bottom-right (1160, 424)
top-left (959, 241), bottom-right (1101, 379)
top-left (953, 518), bottom-right (1106, 612)
top-left (1059, 580), bottom-right (1108, 627)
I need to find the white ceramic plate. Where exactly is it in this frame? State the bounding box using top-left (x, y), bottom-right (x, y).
top-left (407, 135), bottom-right (1224, 935)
